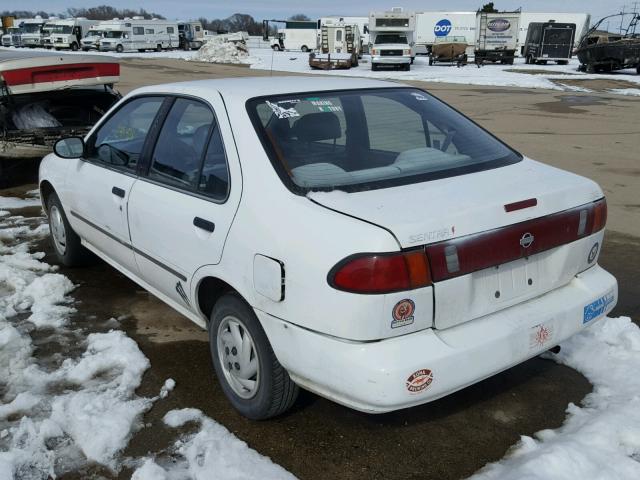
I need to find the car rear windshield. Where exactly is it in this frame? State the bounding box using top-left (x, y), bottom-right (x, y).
top-left (247, 88), bottom-right (521, 193)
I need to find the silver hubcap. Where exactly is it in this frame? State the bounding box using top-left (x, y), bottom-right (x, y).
top-left (217, 316), bottom-right (260, 399)
top-left (50, 206), bottom-right (67, 255)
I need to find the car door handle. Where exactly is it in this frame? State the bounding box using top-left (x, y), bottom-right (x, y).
top-left (112, 186), bottom-right (125, 198)
top-left (193, 217), bottom-right (215, 233)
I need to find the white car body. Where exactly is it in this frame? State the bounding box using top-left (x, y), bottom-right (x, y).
top-left (39, 77), bottom-right (617, 414)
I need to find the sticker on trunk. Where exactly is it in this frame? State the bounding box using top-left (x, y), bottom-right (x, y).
top-left (406, 369), bottom-right (433, 394)
top-left (529, 323), bottom-right (553, 350)
top-left (583, 291), bottom-right (615, 324)
top-left (391, 299), bottom-right (415, 328)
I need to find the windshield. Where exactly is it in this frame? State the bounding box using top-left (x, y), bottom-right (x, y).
top-left (375, 34), bottom-right (408, 44)
top-left (104, 31), bottom-right (123, 38)
top-left (23, 24), bottom-right (42, 33)
top-left (247, 88), bottom-right (521, 193)
top-left (87, 30), bottom-right (103, 37)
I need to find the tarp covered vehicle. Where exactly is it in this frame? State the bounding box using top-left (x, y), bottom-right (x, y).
top-left (0, 50), bottom-right (120, 186)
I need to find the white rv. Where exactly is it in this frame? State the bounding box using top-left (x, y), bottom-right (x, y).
top-left (98, 18), bottom-right (179, 52)
top-left (320, 16), bottom-right (370, 53)
top-left (368, 8), bottom-right (416, 71)
top-left (414, 12), bottom-right (476, 55)
top-left (20, 17), bottom-right (47, 48)
top-left (270, 21), bottom-right (318, 52)
top-left (319, 22), bottom-right (363, 57)
top-left (81, 25), bottom-right (104, 51)
top-left (42, 18), bottom-right (99, 50)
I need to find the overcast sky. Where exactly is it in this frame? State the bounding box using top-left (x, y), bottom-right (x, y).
top-left (13, 0), bottom-right (640, 26)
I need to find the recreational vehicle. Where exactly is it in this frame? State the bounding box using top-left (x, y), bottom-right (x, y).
top-left (42, 18), bottom-right (99, 50)
top-left (20, 17), bottom-right (47, 48)
top-left (320, 16), bottom-right (370, 53)
top-left (369, 8), bottom-right (416, 71)
top-left (319, 22), bottom-right (362, 57)
top-left (98, 18), bottom-right (179, 53)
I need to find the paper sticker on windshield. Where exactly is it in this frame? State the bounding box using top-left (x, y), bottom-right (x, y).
top-left (266, 100), bottom-right (300, 119)
top-left (583, 291), bottom-right (615, 324)
top-left (411, 92), bottom-right (428, 101)
top-left (310, 99), bottom-right (342, 113)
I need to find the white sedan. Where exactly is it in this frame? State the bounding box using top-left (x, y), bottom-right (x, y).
top-left (39, 77), bottom-right (617, 419)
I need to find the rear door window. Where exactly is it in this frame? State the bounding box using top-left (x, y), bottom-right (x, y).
top-left (148, 98), bottom-right (214, 189)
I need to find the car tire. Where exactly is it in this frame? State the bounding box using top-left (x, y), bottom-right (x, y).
top-left (70, 42), bottom-right (78, 51)
top-left (47, 193), bottom-right (91, 267)
top-left (301, 45), bottom-right (309, 52)
top-left (116, 44), bottom-right (124, 53)
top-left (209, 293), bottom-right (299, 420)
top-left (156, 44), bottom-right (162, 52)
top-left (371, 63), bottom-right (378, 71)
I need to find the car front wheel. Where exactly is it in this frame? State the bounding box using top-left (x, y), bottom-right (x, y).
top-left (47, 192), bottom-right (90, 266)
top-left (209, 293), bottom-right (299, 419)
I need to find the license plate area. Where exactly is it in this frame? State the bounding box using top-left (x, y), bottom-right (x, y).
top-left (489, 256), bottom-right (540, 304)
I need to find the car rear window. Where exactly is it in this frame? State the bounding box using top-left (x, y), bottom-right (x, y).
top-left (247, 88), bottom-right (521, 193)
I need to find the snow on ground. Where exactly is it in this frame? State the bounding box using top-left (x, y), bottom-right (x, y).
top-left (0, 197), bottom-right (293, 479)
top-left (191, 37), bottom-right (253, 65)
top-left (471, 315), bottom-right (640, 479)
top-left (4, 45), bottom-right (640, 94)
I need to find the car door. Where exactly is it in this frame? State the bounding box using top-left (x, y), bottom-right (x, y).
top-left (127, 94), bottom-right (241, 308)
top-left (65, 95), bottom-right (165, 273)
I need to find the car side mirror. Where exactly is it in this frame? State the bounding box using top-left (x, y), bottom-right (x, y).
top-left (54, 137), bottom-right (85, 159)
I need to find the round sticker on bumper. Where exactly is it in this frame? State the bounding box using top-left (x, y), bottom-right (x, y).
top-left (406, 369), bottom-right (433, 394)
top-left (588, 242), bottom-right (599, 264)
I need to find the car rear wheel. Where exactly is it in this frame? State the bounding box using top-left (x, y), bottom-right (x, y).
top-left (156, 44), bottom-right (162, 52)
top-left (70, 42), bottom-right (78, 51)
top-left (47, 193), bottom-right (91, 267)
top-left (116, 44), bottom-right (123, 53)
top-left (209, 293), bottom-right (299, 419)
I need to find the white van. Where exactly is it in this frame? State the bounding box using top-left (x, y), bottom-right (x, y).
top-left (98, 17), bottom-right (179, 53)
top-left (271, 21), bottom-right (317, 52)
top-left (42, 18), bottom-right (99, 51)
top-left (81, 25), bottom-right (104, 51)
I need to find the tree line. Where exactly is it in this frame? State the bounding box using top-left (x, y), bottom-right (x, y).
top-left (1, 6), bottom-right (165, 20)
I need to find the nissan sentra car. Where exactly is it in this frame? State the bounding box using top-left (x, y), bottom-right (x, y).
top-left (39, 77), bottom-right (617, 419)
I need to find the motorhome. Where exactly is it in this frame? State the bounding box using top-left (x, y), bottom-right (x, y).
top-left (42, 18), bottom-right (99, 50)
top-left (320, 16), bottom-right (370, 53)
top-left (270, 20), bottom-right (318, 52)
top-left (319, 22), bottom-right (363, 57)
top-left (20, 17), bottom-right (47, 48)
top-left (368, 8), bottom-right (416, 71)
top-left (177, 21), bottom-right (205, 50)
top-left (475, 11), bottom-right (521, 64)
top-left (414, 12), bottom-right (476, 55)
top-left (98, 18), bottom-right (179, 53)
top-left (523, 22), bottom-right (576, 64)
top-left (81, 25), bottom-right (105, 51)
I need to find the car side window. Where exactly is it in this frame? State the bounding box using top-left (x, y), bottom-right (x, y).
top-left (148, 98), bottom-right (214, 190)
top-left (86, 96), bottom-right (164, 173)
top-left (198, 122), bottom-right (230, 200)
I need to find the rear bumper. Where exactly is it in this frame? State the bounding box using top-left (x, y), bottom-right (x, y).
top-left (258, 264), bottom-right (617, 413)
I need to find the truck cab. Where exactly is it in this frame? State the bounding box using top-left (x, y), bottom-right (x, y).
top-left (178, 21), bottom-right (204, 50)
top-left (369, 9), bottom-right (416, 71)
top-left (43, 18), bottom-right (99, 51)
top-left (20, 17), bottom-right (47, 48)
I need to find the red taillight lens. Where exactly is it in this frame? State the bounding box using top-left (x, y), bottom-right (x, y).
top-left (329, 250), bottom-right (432, 294)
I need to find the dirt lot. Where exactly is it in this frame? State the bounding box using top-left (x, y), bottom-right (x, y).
top-left (6, 58), bottom-right (640, 479)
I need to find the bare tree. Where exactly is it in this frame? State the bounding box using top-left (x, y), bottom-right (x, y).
top-left (288, 14), bottom-right (311, 21)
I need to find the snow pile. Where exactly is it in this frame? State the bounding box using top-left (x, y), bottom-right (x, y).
top-left (0, 196), bottom-right (41, 210)
top-left (471, 316), bottom-right (640, 480)
top-left (0, 207), bottom-right (154, 476)
top-left (192, 37), bottom-right (252, 64)
top-left (132, 408), bottom-right (295, 480)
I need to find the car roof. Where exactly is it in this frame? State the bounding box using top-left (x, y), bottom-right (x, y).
top-left (129, 76), bottom-right (406, 103)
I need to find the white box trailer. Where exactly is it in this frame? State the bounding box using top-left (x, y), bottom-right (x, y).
top-left (43, 18), bottom-right (99, 51)
top-left (98, 18), bottom-right (179, 53)
top-left (475, 12), bottom-right (521, 64)
top-left (270, 21), bottom-right (318, 52)
top-left (519, 12), bottom-right (590, 54)
top-left (415, 12), bottom-right (476, 55)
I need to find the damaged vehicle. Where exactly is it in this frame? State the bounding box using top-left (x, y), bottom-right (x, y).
top-left (39, 77), bottom-right (617, 419)
top-left (0, 50), bottom-right (120, 186)
top-left (577, 13), bottom-right (640, 73)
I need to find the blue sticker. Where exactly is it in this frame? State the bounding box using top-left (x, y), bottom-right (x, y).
top-left (583, 292), bottom-right (615, 324)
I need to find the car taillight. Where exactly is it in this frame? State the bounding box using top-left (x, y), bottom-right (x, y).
top-left (329, 250), bottom-right (432, 294)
